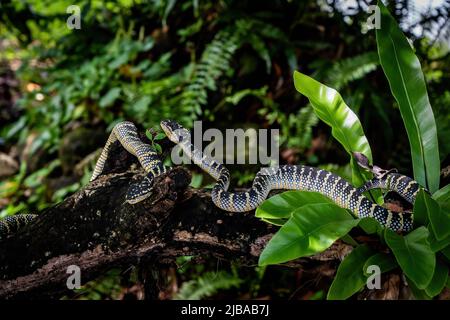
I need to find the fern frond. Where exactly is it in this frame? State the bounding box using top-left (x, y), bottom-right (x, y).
top-left (181, 27), bottom-right (242, 117)
top-left (293, 105), bottom-right (319, 149)
top-left (325, 52), bottom-right (379, 89)
top-left (174, 271), bottom-right (242, 300)
top-left (180, 17), bottom-right (289, 117)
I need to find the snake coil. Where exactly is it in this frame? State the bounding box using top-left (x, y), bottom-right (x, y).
top-left (0, 120), bottom-right (422, 240)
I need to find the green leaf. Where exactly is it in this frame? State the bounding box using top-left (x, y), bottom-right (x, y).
top-left (327, 245), bottom-right (374, 300)
top-left (99, 88), bottom-right (121, 108)
top-left (441, 246), bottom-right (450, 261)
top-left (414, 190), bottom-right (450, 242)
top-left (153, 143), bottom-right (162, 154)
top-left (293, 71), bottom-right (373, 188)
top-left (433, 184), bottom-right (450, 214)
top-left (376, 1), bottom-right (440, 193)
top-left (225, 87), bottom-right (268, 106)
top-left (385, 227), bottom-right (435, 289)
top-left (363, 253), bottom-right (398, 276)
top-left (189, 173), bottom-right (203, 188)
top-left (407, 277), bottom-right (432, 300)
top-left (261, 218), bottom-right (287, 226)
top-left (132, 96), bottom-right (152, 115)
top-left (247, 34), bottom-right (271, 73)
top-left (425, 259), bottom-right (448, 297)
top-left (154, 133), bottom-right (166, 141)
top-left (358, 217), bottom-right (384, 236)
top-left (255, 191), bottom-right (333, 220)
top-left (427, 201), bottom-right (450, 241)
top-left (258, 203), bottom-right (358, 266)
top-left (413, 189), bottom-right (430, 227)
top-left (428, 232), bottom-right (450, 252)
top-left (110, 53), bottom-right (129, 69)
top-left (433, 184), bottom-right (450, 202)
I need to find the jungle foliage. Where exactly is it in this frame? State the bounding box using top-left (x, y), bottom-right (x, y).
top-left (0, 0), bottom-right (449, 299)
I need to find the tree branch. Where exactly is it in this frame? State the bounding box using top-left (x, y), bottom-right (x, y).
top-left (0, 142), bottom-right (351, 299)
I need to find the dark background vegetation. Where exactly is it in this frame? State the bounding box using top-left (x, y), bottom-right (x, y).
top-left (0, 0), bottom-right (449, 299)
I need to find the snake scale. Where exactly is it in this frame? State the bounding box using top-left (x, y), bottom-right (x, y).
top-left (0, 120), bottom-right (422, 240)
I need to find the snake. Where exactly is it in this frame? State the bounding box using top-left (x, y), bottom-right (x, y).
top-left (159, 120), bottom-right (419, 232)
top-left (0, 120), bottom-right (423, 240)
top-left (0, 214), bottom-right (36, 241)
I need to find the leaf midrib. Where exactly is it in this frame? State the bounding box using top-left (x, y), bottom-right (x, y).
top-left (265, 214), bottom-right (356, 259)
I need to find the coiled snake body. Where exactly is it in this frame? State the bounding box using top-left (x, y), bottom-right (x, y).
top-left (159, 120), bottom-right (417, 232)
top-left (0, 120), bottom-right (421, 240)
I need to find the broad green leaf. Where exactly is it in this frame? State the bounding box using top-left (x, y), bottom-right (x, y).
top-left (426, 197), bottom-right (449, 241)
top-left (256, 191), bottom-right (333, 220)
top-left (407, 277), bottom-right (432, 300)
top-left (433, 184), bottom-right (450, 214)
top-left (428, 232), bottom-right (450, 252)
top-left (442, 246), bottom-right (450, 261)
top-left (258, 203), bottom-right (358, 266)
top-left (358, 217), bottom-right (384, 238)
top-left (132, 96), bottom-right (152, 114)
top-left (414, 190), bottom-right (450, 241)
top-left (358, 217), bottom-right (382, 234)
top-left (433, 184), bottom-right (450, 202)
top-left (363, 253), bottom-right (398, 276)
top-left (153, 143), bottom-right (162, 154)
top-left (341, 234), bottom-right (358, 246)
top-left (327, 245), bottom-right (374, 300)
top-left (376, 1), bottom-right (440, 193)
top-left (413, 190), bottom-right (430, 227)
top-left (162, 0), bottom-right (177, 26)
top-left (99, 87), bottom-right (121, 108)
top-left (385, 227), bottom-right (435, 289)
top-left (425, 260), bottom-right (448, 297)
top-left (225, 87), bottom-right (269, 106)
top-left (293, 71), bottom-right (373, 188)
top-left (145, 129), bottom-right (153, 141)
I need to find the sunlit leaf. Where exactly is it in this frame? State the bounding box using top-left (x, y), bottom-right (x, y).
top-left (258, 203), bottom-right (358, 265)
top-left (376, 1), bottom-right (440, 193)
top-left (293, 71), bottom-right (379, 204)
top-left (256, 191), bottom-right (333, 220)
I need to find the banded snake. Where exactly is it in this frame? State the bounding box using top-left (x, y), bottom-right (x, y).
top-left (0, 120), bottom-right (423, 240)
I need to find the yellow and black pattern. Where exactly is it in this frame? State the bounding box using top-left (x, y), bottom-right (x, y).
top-left (214, 165), bottom-right (413, 231)
top-left (357, 173), bottom-right (422, 204)
top-left (90, 121), bottom-right (167, 204)
top-left (0, 120), bottom-right (424, 240)
top-left (0, 214), bottom-right (36, 241)
top-left (161, 120), bottom-right (421, 232)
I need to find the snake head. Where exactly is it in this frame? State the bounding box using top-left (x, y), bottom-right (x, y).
top-left (160, 119), bottom-right (190, 144)
top-left (125, 176), bottom-right (154, 204)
